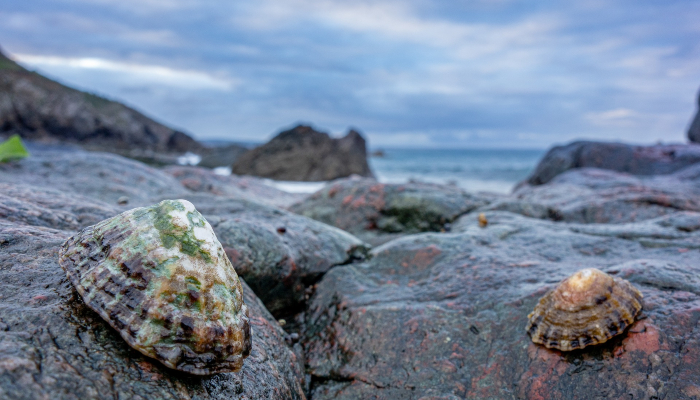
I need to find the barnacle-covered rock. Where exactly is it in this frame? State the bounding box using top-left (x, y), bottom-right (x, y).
top-left (526, 268), bottom-right (643, 351)
top-left (58, 199), bottom-right (251, 375)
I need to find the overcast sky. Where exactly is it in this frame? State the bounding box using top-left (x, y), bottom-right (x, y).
top-left (1, 0), bottom-right (699, 148)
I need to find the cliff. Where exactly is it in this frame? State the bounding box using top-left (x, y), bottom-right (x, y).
top-left (0, 48), bottom-right (201, 154)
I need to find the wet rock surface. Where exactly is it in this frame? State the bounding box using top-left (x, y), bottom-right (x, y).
top-left (524, 140), bottom-right (700, 185)
top-left (1, 148), bottom-right (367, 318)
top-left (487, 167), bottom-right (700, 223)
top-left (290, 177), bottom-right (490, 246)
top-left (0, 183), bottom-right (120, 230)
top-left (176, 193), bottom-right (369, 316)
top-left (304, 211), bottom-right (700, 399)
top-left (231, 125), bottom-right (374, 181)
top-left (0, 221), bottom-right (306, 400)
top-left (165, 165), bottom-right (305, 209)
top-left (5, 140), bottom-right (700, 398)
top-left (0, 147), bottom-right (189, 207)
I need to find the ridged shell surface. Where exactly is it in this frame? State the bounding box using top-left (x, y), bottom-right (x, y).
top-left (526, 268), bottom-right (643, 351)
top-left (58, 199), bottom-right (251, 375)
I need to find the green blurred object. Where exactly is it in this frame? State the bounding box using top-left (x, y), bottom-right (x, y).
top-left (0, 134), bottom-right (29, 162)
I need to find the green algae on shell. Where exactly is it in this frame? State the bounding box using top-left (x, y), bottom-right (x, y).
top-left (526, 268), bottom-right (643, 351)
top-left (58, 199), bottom-right (251, 375)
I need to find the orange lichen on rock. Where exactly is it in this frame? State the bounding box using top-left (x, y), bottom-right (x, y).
top-left (526, 268), bottom-right (643, 351)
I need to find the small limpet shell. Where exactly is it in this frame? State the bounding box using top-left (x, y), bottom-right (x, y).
top-left (526, 268), bottom-right (643, 351)
top-left (59, 199), bottom-right (251, 375)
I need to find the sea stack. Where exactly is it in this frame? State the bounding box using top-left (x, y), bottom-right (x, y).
top-left (231, 124), bottom-right (374, 181)
top-left (688, 88), bottom-right (700, 143)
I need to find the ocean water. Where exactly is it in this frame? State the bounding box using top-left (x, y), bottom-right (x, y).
top-left (202, 144), bottom-right (546, 195)
top-left (369, 148), bottom-right (545, 194)
top-left (256, 148), bottom-right (546, 195)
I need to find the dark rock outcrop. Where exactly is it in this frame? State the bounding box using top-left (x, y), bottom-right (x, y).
top-left (0, 221), bottom-right (306, 400)
top-left (290, 177), bottom-right (490, 245)
top-left (303, 210), bottom-right (700, 399)
top-left (231, 125), bottom-right (374, 181)
top-left (689, 89), bottom-right (700, 143)
top-left (524, 141), bottom-right (700, 186)
top-left (487, 166), bottom-right (700, 224)
top-left (0, 48), bottom-right (201, 155)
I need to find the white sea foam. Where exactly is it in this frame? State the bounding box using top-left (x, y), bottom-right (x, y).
top-left (263, 180), bottom-right (327, 193)
top-left (213, 166), bottom-right (232, 176)
top-left (177, 152), bottom-right (202, 166)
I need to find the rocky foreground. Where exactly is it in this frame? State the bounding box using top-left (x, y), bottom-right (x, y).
top-left (2, 141), bottom-right (700, 399)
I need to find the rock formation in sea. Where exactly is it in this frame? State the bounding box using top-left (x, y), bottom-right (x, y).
top-left (0, 48), bottom-right (202, 156)
top-left (524, 140), bottom-right (700, 185)
top-left (231, 125), bottom-right (374, 181)
top-left (689, 88), bottom-right (700, 143)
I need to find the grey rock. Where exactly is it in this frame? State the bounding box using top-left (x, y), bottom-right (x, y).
top-left (290, 177), bottom-right (490, 246)
top-left (0, 147), bottom-right (188, 207)
top-left (231, 125), bottom-right (374, 181)
top-left (0, 221), bottom-right (306, 400)
top-left (486, 167), bottom-right (700, 224)
top-left (1, 146), bottom-right (368, 317)
top-left (0, 183), bottom-right (120, 230)
top-left (164, 165), bottom-right (305, 209)
top-left (524, 140), bottom-right (700, 185)
top-left (304, 210), bottom-right (700, 399)
top-left (166, 193), bottom-right (370, 316)
top-left (614, 259), bottom-right (700, 295)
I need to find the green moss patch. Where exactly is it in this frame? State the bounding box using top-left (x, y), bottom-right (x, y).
top-left (152, 200), bottom-right (213, 263)
top-left (0, 135), bottom-right (29, 162)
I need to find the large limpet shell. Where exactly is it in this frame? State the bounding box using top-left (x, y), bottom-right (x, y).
top-left (58, 199), bottom-right (251, 375)
top-left (526, 268), bottom-right (643, 351)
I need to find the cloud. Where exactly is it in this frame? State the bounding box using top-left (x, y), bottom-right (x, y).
top-left (58, 0), bottom-right (200, 13)
top-left (1, 0), bottom-right (698, 147)
top-left (585, 108), bottom-right (640, 128)
top-left (1, 11), bottom-right (181, 47)
top-left (13, 54), bottom-right (237, 91)
top-left (234, 0), bottom-right (562, 57)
